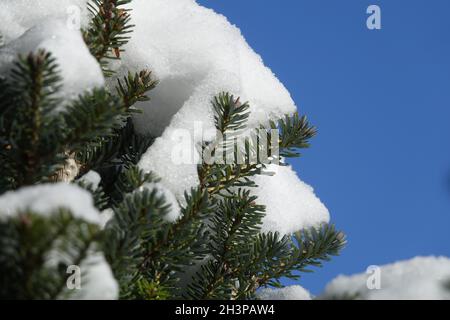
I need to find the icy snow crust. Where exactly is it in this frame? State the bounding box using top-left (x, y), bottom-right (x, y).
top-left (322, 256), bottom-right (450, 300)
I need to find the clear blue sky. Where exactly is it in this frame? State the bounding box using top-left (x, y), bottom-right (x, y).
top-left (198, 0), bottom-right (450, 294)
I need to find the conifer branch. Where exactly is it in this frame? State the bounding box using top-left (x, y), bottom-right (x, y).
top-left (270, 113), bottom-right (317, 158)
top-left (0, 50), bottom-right (65, 189)
top-left (235, 225), bottom-right (346, 299)
top-left (116, 70), bottom-right (158, 110)
top-left (186, 190), bottom-right (265, 299)
top-left (62, 88), bottom-right (127, 153)
top-left (83, 0), bottom-right (134, 75)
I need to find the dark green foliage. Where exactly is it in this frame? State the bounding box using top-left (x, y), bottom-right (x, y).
top-left (271, 113), bottom-right (317, 158)
top-left (185, 203), bottom-right (346, 299)
top-left (77, 119), bottom-right (154, 175)
top-left (103, 186), bottom-right (171, 294)
top-left (62, 88), bottom-right (127, 152)
top-left (117, 70), bottom-right (159, 110)
top-left (0, 50), bottom-right (133, 192)
top-left (213, 93), bottom-right (250, 134)
top-left (0, 51), bottom-right (65, 190)
top-left (76, 70), bottom-right (157, 200)
top-left (102, 180), bottom-right (214, 299)
top-left (76, 179), bottom-right (110, 211)
top-left (185, 190), bottom-right (265, 299)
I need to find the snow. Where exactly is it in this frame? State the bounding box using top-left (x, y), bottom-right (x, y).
top-left (0, 3), bottom-right (104, 105)
top-left (252, 165), bottom-right (330, 235)
top-left (78, 170), bottom-right (102, 190)
top-left (64, 253), bottom-right (119, 300)
top-left (258, 285), bottom-right (312, 300)
top-left (0, 0), bottom-right (90, 43)
top-left (138, 132), bottom-right (201, 204)
top-left (0, 183), bottom-right (102, 226)
top-left (321, 256), bottom-right (450, 300)
top-left (122, 0), bottom-right (296, 203)
top-left (139, 182), bottom-right (181, 222)
top-left (99, 208), bottom-right (114, 229)
top-left (116, 0), bottom-right (295, 137)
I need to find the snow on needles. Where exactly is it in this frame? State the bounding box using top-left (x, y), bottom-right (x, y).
top-left (118, 0), bottom-right (328, 231)
top-left (0, 183), bottom-right (102, 226)
top-left (117, 0), bottom-right (297, 200)
top-left (321, 256), bottom-right (450, 300)
top-left (0, 0), bottom-right (330, 232)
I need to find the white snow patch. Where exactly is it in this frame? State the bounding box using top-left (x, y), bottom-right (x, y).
top-left (65, 253), bottom-right (119, 300)
top-left (99, 208), bottom-right (114, 230)
top-left (138, 132), bottom-right (202, 205)
top-left (0, 183), bottom-right (102, 226)
top-left (0, 18), bottom-right (104, 106)
top-left (258, 285), bottom-right (312, 300)
top-left (321, 256), bottom-right (450, 300)
top-left (78, 170), bottom-right (101, 190)
top-left (252, 165), bottom-right (330, 235)
top-left (0, 0), bottom-right (90, 44)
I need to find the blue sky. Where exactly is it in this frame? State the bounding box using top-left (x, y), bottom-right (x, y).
top-left (198, 0), bottom-right (450, 294)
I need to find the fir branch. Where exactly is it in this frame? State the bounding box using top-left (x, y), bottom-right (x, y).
top-left (235, 225), bottom-right (346, 299)
top-left (103, 186), bottom-right (173, 297)
top-left (199, 93), bottom-right (255, 194)
top-left (108, 164), bottom-right (159, 206)
top-left (138, 189), bottom-right (212, 274)
top-left (213, 93), bottom-right (250, 134)
top-left (62, 88), bottom-right (127, 153)
top-left (83, 0), bottom-right (134, 75)
top-left (0, 50), bottom-right (65, 189)
top-left (76, 118), bottom-right (154, 175)
top-left (116, 70), bottom-right (158, 110)
top-left (186, 190), bottom-right (265, 299)
top-left (270, 113), bottom-right (317, 158)
top-left (75, 180), bottom-right (110, 211)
